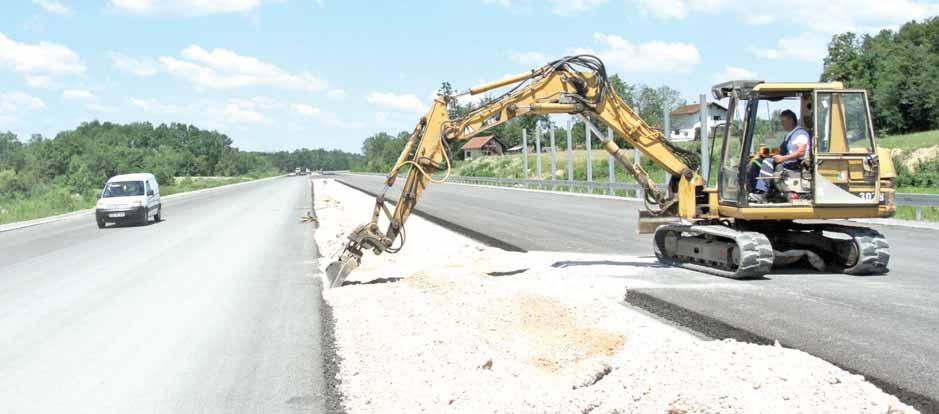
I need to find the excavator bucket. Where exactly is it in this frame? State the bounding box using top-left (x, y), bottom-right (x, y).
top-left (325, 252), bottom-right (360, 288)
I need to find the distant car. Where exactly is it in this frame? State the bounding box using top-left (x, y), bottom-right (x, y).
top-left (295, 167), bottom-right (301, 176)
top-left (95, 173), bottom-right (162, 228)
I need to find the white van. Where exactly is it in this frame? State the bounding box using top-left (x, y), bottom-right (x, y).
top-left (95, 173), bottom-right (162, 228)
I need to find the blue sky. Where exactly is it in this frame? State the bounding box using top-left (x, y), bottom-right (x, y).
top-left (2, 0), bottom-right (937, 153)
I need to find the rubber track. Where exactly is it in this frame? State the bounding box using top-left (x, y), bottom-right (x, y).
top-left (818, 224), bottom-right (890, 275)
top-left (654, 224), bottom-right (774, 279)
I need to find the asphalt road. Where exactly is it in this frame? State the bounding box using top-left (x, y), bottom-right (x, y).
top-left (338, 173), bottom-right (939, 410)
top-left (0, 177), bottom-right (326, 413)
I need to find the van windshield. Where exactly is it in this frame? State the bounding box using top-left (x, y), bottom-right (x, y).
top-left (103, 181), bottom-right (145, 197)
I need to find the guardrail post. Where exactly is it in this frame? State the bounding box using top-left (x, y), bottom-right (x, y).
top-left (916, 207), bottom-right (923, 221)
top-left (535, 122), bottom-right (542, 182)
top-left (523, 128), bottom-right (529, 187)
top-left (550, 125), bottom-right (557, 190)
top-left (607, 126), bottom-right (615, 196)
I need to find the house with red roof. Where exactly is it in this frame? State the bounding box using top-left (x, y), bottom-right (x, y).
top-left (462, 135), bottom-right (506, 159)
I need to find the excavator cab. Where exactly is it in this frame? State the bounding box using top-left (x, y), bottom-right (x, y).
top-left (711, 81), bottom-right (893, 214)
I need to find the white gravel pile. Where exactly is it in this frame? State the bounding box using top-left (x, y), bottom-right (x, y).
top-left (313, 178), bottom-right (917, 414)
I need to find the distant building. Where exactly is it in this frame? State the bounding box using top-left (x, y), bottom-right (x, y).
top-left (463, 135), bottom-right (506, 159)
top-left (669, 102), bottom-right (728, 141)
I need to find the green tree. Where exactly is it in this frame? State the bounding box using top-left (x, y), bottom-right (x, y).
top-left (821, 17), bottom-right (939, 133)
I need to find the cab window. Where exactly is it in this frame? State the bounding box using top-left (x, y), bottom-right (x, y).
top-left (750, 95), bottom-right (803, 155)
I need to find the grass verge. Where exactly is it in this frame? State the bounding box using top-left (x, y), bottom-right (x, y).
top-left (894, 205), bottom-right (939, 221)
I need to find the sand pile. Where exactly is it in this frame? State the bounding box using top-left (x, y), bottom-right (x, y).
top-left (313, 177), bottom-right (917, 414)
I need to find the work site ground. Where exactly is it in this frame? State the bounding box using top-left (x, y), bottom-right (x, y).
top-left (313, 178), bottom-right (917, 414)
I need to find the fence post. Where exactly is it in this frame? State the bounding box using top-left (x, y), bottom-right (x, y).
top-left (566, 118), bottom-right (574, 186)
top-left (550, 125), bottom-right (557, 190)
top-left (663, 105), bottom-right (672, 198)
top-left (523, 128), bottom-right (529, 187)
top-left (535, 121), bottom-right (542, 181)
top-left (699, 94), bottom-right (710, 183)
top-left (607, 126), bottom-right (615, 196)
top-left (916, 207), bottom-right (923, 221)
top-left (585, 121), bottom-right (593, 193)
top-left (634, 148), bottom-right (643, 200)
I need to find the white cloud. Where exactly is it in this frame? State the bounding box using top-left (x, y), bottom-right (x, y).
top-left (366, 91), bottom-right (427, 114)
top-left (32, 0), bottom-right (71, 15)
top-left (130, 97), bottom-right (181, 114)
top-left (26, 75), bottom-right (55, 89)
top-left (0, 32), bottom-right (85, 74)
top-left (509, 51), bottom-right (548, 66)
top-left (0, 91), bottom-right (46, 111)
top-left (158, 45), bottom-right (327, 91)
top-left (712, 66), bottom-right (757, 83)
top-left (292, 102), bottom-right (362, 129)
top-left (549, 0), bottom-right (608, 16)
top-left (631, 0), bottom-right (939, 34)
top-left (85, 103), bottom-right (118, 113)
top-left (484, 0), bottom-right (608, 16)
top-left (632, 0), bottom-right (714, 19)
top-left (109, 52), bottom-right (158, 77)
top-left (292, 103), bottom-right (321, 116)
top-left (109, 0), bottom-right (263, 16)
top-left (0, 91), bottom-right (46, 125)
top-left (62, 89), bottom-right (96, 101)
top-left (326, 88), bottom-right (347, 100)
top-left (214, 102), bottom-right (271, 124)
top-left (320, 114), bottom-right (363, 129)
top-left (573, 32), bottom-right (700, 73)
top-left (749, 32), bottom-right (828, 62)
top-left (131, 97), bottom-right (272, 124)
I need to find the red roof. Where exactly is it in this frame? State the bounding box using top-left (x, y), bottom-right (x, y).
top-left (462, 135), bottom-right (503, 150)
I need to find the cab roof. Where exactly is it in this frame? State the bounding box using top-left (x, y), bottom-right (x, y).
top-left (107, 173), bottom-right (155, 182)
top-left (753, 82), bottom-right (844, 92)
top-left (711, 80), bottom-right (845, 99)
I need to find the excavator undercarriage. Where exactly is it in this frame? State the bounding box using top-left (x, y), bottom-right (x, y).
top-left (653, 221), bottom-right (889, 279)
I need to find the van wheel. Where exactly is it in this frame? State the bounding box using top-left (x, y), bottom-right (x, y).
top-left (97, 219), bottom-right (106, 229)
top-left (139, 211), bottom-right (149, 226)
top-left (154, 206), bottom-right (162, 222)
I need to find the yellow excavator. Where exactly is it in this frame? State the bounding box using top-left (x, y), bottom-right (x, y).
top-left (325, 55), bottom-right (895, 287)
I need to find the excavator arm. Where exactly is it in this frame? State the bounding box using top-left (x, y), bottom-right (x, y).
top-left (325, 55), bottom-right (702, 287)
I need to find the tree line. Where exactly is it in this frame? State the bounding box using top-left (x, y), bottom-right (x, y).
top-left (0, 121), bottom-right (361, 200)
top-left (821, 17), bottom-right (939, 133)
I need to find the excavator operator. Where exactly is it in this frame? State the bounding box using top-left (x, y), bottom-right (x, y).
top-left (748, 109), bottom-right (810, 203)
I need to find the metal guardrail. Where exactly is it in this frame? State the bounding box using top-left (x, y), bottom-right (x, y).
top-left (895, 193), bottom-right (939, 207)
top-left (336, 172), bottom-right (939, 218)
top-left (446, 175), bottom-right (641, 193)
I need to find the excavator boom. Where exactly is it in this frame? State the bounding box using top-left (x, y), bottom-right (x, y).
top-left (326, 56), bottom-right (701, 287)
